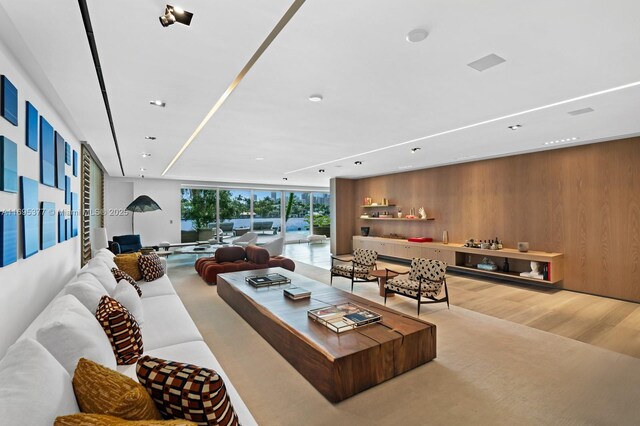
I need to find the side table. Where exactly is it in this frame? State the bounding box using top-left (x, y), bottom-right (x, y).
top-left (370, 270), bottom-right (398, 297)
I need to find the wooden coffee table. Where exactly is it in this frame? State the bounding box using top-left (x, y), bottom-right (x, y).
top-left (217, 268), bottom-right (436, 402)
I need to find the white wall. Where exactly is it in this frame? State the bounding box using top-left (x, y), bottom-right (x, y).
top-left (0, 38), bottom-right (81, 356)
top-left (104, 177), bottom-right (181, 246)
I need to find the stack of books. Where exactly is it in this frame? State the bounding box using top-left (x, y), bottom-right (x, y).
top-left (283, 286), bottom-right (311, 300)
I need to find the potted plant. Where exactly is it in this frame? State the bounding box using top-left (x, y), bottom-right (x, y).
top-left (306, 214), bottom-right (330, 237)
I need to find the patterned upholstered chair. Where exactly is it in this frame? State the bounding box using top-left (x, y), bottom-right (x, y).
top-left (330, 248), bottom-right (378, 292)
top-left (384, 258), bottom-right (449, 315)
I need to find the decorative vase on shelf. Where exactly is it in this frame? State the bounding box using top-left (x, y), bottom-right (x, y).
top-left (442, 231), bottom-right (449, 244)
top-left (502, 258), bottom-right (510, 273)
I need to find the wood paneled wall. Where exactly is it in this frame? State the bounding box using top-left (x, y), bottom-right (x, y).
top-left (335, 137), bottom-right (640, 302)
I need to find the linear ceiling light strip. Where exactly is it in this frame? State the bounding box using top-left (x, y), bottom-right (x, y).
top-left (162, 0), bottom-right (307, 176)
top-left (285, 80), bottom-right (640, 174)
top-left (77, 0), bottom-right (125, 176)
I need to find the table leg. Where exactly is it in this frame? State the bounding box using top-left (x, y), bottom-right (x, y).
top-left (378, 276), bottom-right (394, 297)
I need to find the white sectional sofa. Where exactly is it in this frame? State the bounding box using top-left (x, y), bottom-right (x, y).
top-left (0, 249), bottom-right (257, 425)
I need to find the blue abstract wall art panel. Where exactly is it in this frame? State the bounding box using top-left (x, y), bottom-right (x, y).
top-left (65, 142), bottom-right (71, 165)
top-left (40, 116), bottom-right (55, 186)
top-left (72, 150), bottom-right (78, 177)
top-left (20, 177), bottom-right (39, 258)
top-left (58, 211), bottom-right (66, 243)
top-left (71, 192), bottom-right (78, 238)
top-left (55, 132), bottom-right (65, 190)
top-left (66, 218), bottom-right (71, 241)
top-left (26, 102), bottom-right (38, 151)
top-left (0, 136), bottom-right (18, 193)
top-left (1, 75), bottom-right (18, 126)
top-left (0, 211), bottom-right (18, 267)
top-left (41, 202), bottom-right (56, 250)
top-left (65, 175), bottom-right (71, 205)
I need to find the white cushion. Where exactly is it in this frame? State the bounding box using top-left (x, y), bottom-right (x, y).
top-left (36, 294), bottom-right (117, 374)
top-left (77, 260), bottom-right (118, 293)
top-left (112, 280), bottom-right (144, 325)
top-left (63, 279), bottom-right (108, 314)
top-left (116, 341), bottom-right (257, 426)
top-left (0, 339), bottom-right (79, 423)
top-left (94, 248), bottom-right (117, 269)
top-left (139, 274), bottom-right (176, 298)
top-left (141, 295), bottom-right (202, 350)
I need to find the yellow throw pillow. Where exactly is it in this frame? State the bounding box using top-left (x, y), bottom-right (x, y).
top-left (55, 414), bottom-right (197, 425)
top-left (72, 358), bottom-right (161, 420)
top-left (114, 253), bottom-right (142, 281)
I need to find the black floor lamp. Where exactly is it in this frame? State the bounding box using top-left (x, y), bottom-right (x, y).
top-left (126, 195), bottom-right (162, 233)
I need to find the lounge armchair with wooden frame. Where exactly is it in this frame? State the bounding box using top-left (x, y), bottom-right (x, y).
top-left (384, 258), bottom-right (449, 315)
top-left (330, 248), bottom-right (378, 293)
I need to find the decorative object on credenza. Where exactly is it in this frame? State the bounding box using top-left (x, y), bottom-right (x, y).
top-left (491, 241), bottom-right (499, 250)
top-left (407, 237), bottom-right (432, 243)
top-left (502, 258), bottom-right (510, 273)
top-left (518, 242), bottom-right (529, 252)
top-left (126, 195), bottom-right (162, 233)
top-left (520, 261), bottom-right (543, 279)
top-left (477, 257), bottom-right (498, 271)
top-left (1, 75), bottom-right (18, 126)
top-left (40, 202), bottom-right (56, 250)
top-left (360, 227), bottom-right (370, 237)
top-left (381, 233), bottom-right (406, 239)
top-left (360, 213), bottom-right (370, 218)
top-left (20, 176), bottom-right (39, 258)
top-left (442, 230), bottom-right (449, 244)
top-left (363, 197), bottom-right (372, 206)
top-left (0, 136), bottom-right (18, 193)
top-left (480, 241), bottom-right (490, 249)
top-left (25, 101), bottom-right (38, 151)
top-left (0, 211), bottom-right (17, 267)
top-left (418, 207), bottom-right (427, 219)
top-left (40, 116), bottom-right (55, 187)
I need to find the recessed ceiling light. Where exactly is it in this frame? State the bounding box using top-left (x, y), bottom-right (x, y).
top-left (411, 147), bottom-right (421, 153)
top-left (318, 169), bottom-right (325, 173)
top-left (282, 177), bottom-right (288, 181)
top-left (406, 28), bottom-right (429, 43)
top-left (141, 153), bottom-right (151, 158)
top-left (544, 137), bottom-right (579, 146)
top-left (467, 53), bottom-right (506, 72)
top-left (308, 94), bottom-right (323, 102)
top-left (150, 100), bottom-right (166, 107)
top-left (354, 161), bottom-right (362, 165)
top-left (508, 124), bottom-right (522, 130)
top-left (145, 136), bottom-right (157, 140)
top-left (140, 168), bottom-right (146, 172)
top-left (255, 157), bottom-right (264, 161)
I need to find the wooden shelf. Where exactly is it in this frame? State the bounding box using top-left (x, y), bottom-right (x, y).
top-left (360, 217), bottom-right (435, 221)
top-left (360, 204), bottom-right (396, 208)
top-left (448, 265), bottom-right (553, 285)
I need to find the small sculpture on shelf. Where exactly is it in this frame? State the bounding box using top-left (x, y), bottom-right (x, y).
top-left (418, 207), bottom-right (427, 219)
top-left (477, 257), bottom-right (498, 271)
top-left (520, 261), bottom-right (544, 279)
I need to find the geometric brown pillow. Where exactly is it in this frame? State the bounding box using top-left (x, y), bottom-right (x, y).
top-left (72, 358), bottom-right (161, 421)
top-left (114, 252), bottom-right (143, 281)
top-left (138, 253), bottom-right (164, 282)
top-left (136, 356), bottom-right (239, 426)
top-left (54, 413), bottom-right (197, 425)
top-left (96, 296), bottom-right (143, 365)
top-left (111, 268), bottom-right (142, 297)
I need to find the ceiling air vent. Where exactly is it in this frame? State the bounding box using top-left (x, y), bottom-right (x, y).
top-left (567, 107), bottom-right (594, 116)
top-left (467, 53), bottom-right (506, 71)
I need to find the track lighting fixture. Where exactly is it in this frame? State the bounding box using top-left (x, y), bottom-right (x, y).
top-left (159, 5), bottom-right (193, 28)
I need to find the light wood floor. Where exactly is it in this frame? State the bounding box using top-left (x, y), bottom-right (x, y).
top-left (282, 242), bottom-right (640, 359)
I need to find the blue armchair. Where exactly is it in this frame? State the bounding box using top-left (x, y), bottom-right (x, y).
top-left (109, 234), bottom-right (142, 254)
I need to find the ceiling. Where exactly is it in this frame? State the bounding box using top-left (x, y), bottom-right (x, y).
top-left (1, 0), bottom-right (639, 188)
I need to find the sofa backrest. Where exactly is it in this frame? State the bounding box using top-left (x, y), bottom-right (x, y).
top-left (215, 246), bottom-right (246, 263)
top-left (245, 245), bottom-right (270, 265)
top-left (113, 234), bottom-right (142, 253)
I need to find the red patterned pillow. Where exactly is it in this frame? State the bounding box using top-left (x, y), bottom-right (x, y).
top-left (136, 356), bottom-right (239, 426)
top-left (111, 267), bottom-right (142, 297)
top-left (138, 253), bottom-right (164, 282)
top-left (96, 296), bottom-right (143, 365)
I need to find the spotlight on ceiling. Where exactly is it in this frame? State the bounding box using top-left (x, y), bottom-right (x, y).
top-left (282, 177), bottom-right (288, 181)
top-left (145, 136), bottom-right (157, 140)
top-left (149, 100), bottom-right (166, 107)
top-left (308, 94), bottom-right (323, 102)
top-left (411, 147), bottom-right (421, 154)
top-left (406, 28), bottom-right (429, 43)
top-left (159, 5), bottom-right (193, 27)
top-left (318, 169), bottom-right (325, 173)
top-left (354, 161), bottom-right (362, 165)
top-left (508, 124), bottom-right (522, 130)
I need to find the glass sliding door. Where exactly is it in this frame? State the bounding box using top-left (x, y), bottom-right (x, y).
top-left (312, 192), bottom-right (331, 237)
top-left (253, 191), bottom-right (280, 243)
top-left (180, 188), bottom-right (217, 242)
top-left (284, 192), bottom-right (310, 242)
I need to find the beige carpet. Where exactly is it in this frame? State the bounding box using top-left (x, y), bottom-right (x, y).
top-left (168, 261), bottom-right (640, 426)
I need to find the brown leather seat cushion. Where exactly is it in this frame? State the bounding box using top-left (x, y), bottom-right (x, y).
top-left (245, 245), bottom-right (269, 265)
top-left (215, 246), bottom-right (246, 263)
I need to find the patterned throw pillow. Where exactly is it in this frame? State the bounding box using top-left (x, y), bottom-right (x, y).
top-left (138, 253), bottom-right (164, 282)
top-left (55, 414), bottom-right (197, 425)
top-left (112, 268), bottom-right (143, 297)
top-left (72, 358), bottom-right (161, 420)
top-left (114, 252), bottom-right (143, 281)
top-left (96, 296), bottom-right (143, 365)
top-left (136, 356), bottom-right (239, 426)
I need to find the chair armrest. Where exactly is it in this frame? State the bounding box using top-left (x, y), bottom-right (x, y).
top-left (331, 255), bottom-right (353, 266)
top-left (109, 241), bottom-right (121, 255)
top-left (352, 260), bottom-right (376, 269)
top-left (385, 267), bottom-right (409, 276)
